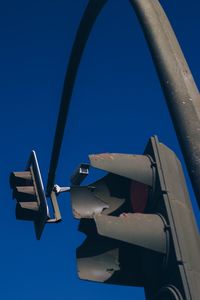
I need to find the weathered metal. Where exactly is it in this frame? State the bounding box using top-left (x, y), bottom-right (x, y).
top-left (95, 213), bottom-right (167, 254)
top-left (45, 0), bottom-right (200, 295)
top-left (70, 136), bottom-right (200, 299)
top-left (77, 248), bottom-right (120, 282)
top-left (89, 153), bottom-right (154, 186)
top-left (129, 0), bottom-right (200, 209)
top-left (47, 0), bottom-right (200, 212)
top-left (146, 136), bottom-right (200, 300)
top-left (71, 178), bottom-right (125, 218)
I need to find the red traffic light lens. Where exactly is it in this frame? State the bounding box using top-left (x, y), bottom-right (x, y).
top-left (130, 181), bottom-right (149, 213)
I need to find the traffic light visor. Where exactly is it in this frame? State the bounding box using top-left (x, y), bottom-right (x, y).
top-left (10, 151), bottom-right (50, 239)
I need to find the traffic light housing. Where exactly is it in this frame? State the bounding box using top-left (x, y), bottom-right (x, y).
top-left (10, 151), bottom-right (50, 240)
top-left (70, 136), bottom-right (200, 300)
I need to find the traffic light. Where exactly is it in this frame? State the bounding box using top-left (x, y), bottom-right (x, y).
top-left (70, 136), bottom-right (200, 300)
top-left (10, 151), bottom-right (50, 240)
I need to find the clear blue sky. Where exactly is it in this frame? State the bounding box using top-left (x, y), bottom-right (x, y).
top-left (1, 1), bottom-right (200, 299)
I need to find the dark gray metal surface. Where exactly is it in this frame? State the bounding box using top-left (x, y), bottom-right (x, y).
top-left (95, 213), bottom-right (167, 254)
top-left (89, 154), bottom-right (153, 186)
top-left (70, 136), bottom-right (200, 299)
top-left (47, 0), bottom-right (200, 211)
top-left (77, 248), bottom-right (120, 282)
top-left (147, 136), bottom-right (200, 300)
top-left (129, 0), bottom-right (200, 209)
top-left (70, 177), bottom-right (125, 218)
top-left (71, 186), bottom-right (109, 218)
top-left (44, 0), bottom-right (200, 295)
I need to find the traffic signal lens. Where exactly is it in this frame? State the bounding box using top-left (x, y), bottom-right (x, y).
top-left (130, 181), bottom-right (149, 212)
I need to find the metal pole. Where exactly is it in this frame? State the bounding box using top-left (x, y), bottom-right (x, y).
top-left (129, 0), bottom-right (200, 209)
top-left (47, 0), bottom-right (200, 211)
top-left (46, 0), bottom-right (108, 194)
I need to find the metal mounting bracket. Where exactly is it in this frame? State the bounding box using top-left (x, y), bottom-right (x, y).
top-left (46, 191), bottom-right (62, 223)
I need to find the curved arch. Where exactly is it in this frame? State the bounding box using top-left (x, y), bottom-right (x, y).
top-left (129, 0), bottom-right (200, 210)
top-left (47, 0), bottom-right (200, 211)
top-left (47, 0), bottom-right (108, 192)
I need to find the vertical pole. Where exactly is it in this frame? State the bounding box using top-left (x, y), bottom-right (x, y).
top-left (129, 0), bottom-right (200, 209)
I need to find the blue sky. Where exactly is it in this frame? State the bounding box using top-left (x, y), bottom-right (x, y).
top-left (1, 1), bottom-right (200, 299)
